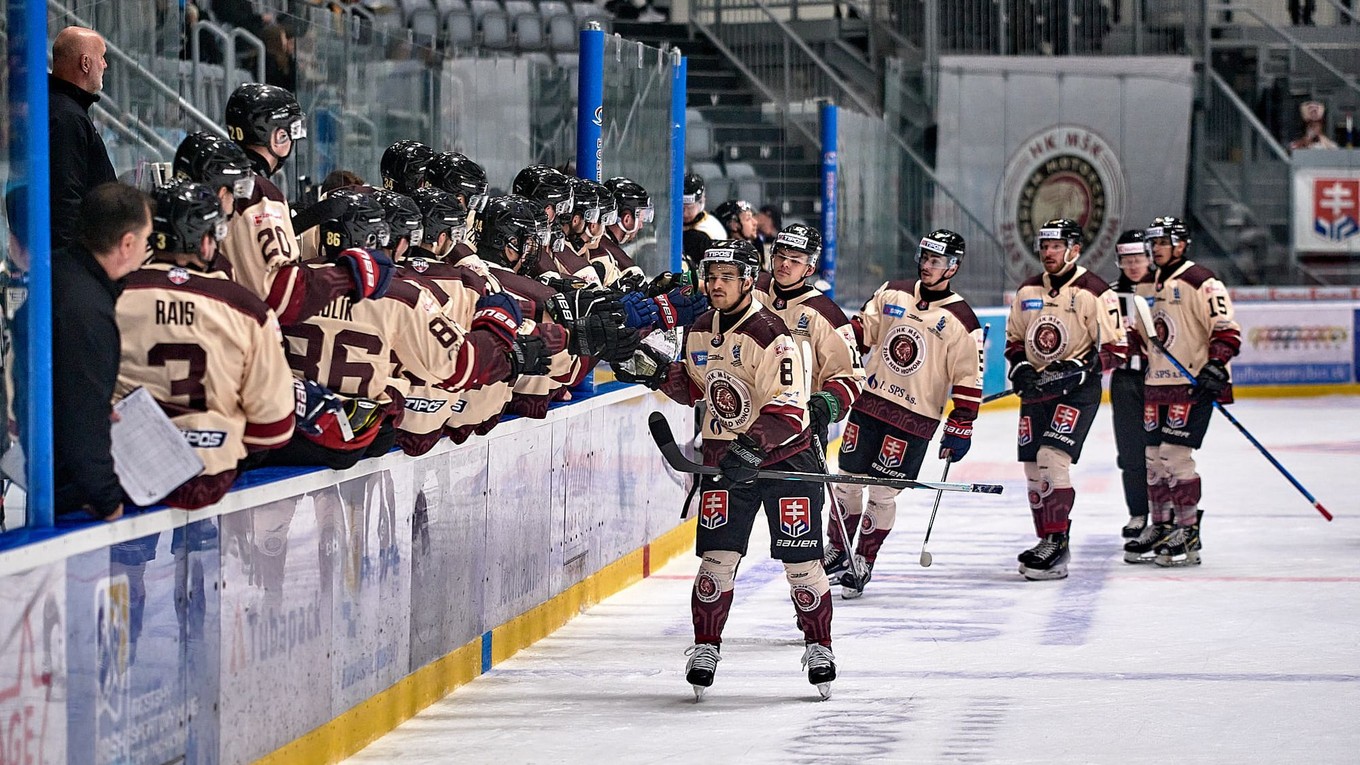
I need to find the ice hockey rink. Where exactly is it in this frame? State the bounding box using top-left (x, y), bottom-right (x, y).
top-left (346, 395), bottom-right (1360, 764)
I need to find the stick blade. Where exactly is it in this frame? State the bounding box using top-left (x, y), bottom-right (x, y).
top-left (919, 551), bottom-right (933, 567)
top-left (648, 411), bottom-right (675, 450)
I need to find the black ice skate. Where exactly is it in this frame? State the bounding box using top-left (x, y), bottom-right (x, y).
top-left (801, 643), bottom-right (836, 700)
top-left (1123, 522), bottom-right (1174, 564)
top-left (839, 555), bottom-right (873, 599)
top-left (684, 643), bottom-right (721, 701)
top-left (1154, 524), bottom-right (1201, 567)
top-left (822, 544), bottom-right (850, 576)
top-left (1122, 514), bottom-right (1149, 539)
top-left (1018, 532), bottom-right (1070, 580)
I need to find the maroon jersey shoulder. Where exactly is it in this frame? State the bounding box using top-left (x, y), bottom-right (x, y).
top-left (692, 309), bottom-right (716, 334)
top-left (1176, 263), bottom-right (1217, 289)
top-left (496, 271), bottom-right (556, 316)
top-left (1019, 273), bottom-right (1046, 290)
top-left (124, 268), bottom-right (271, 324)
top-left (740, 307), bottom-right (792, 347)
top-left (801, 293), bottom-right (852, 328)
top-left (383, 278), bottom-right (424, 308)
top-left (1073, 270), bottom-right (1113, 297)
top-left (755, 271), bottom-right (772, 293)
top-left (884, 279), bottom-right (916, 294)
top-left (941, 299), bottom-right (981, 332)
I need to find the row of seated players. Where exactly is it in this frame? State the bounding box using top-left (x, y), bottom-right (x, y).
top-left (121, 82), bottom-right (708, 510)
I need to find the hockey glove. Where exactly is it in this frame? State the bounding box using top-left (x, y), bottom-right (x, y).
top-left (1194, 358), bottom-right (1230, 403)
top-left (337, 247), bottom-right (395, 301)
top-left (292, 378), bottom-right (345, 436)
top-left (571, 313), bottom-right (642, 363)
top-left (471, 293), bottom-right (523, 349)
top-left (939, 415), bottom-right (973, 462)
top-left (611, 344), bottom-right (674, 390)
top-left (807, 391), bottom-right (839, 441)
top-left (1008, 361), bottom-right (1040, 399)
top-left (508, 335), bottom-right (551, 378)
top-left (719, 434), bottom-right (766, 485)
top-left (643, 271), bottom-right (680, 297)
top-left (1035, 358), bottom-right (1087, 396)
top-left (619, 290), bottom-right (661, 330)
top-left (653, 286), bottom-right (708, 329)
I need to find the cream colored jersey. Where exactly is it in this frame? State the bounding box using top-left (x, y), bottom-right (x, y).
top-left (852, 280), bottom-right (983, 439)
top-left (1005, 265), bottom-right (1127, 373)
top-left (661, 299), bottom-right (808, 461)
top-left (116, 262), bottom-right (295, 477)
top-left (686, 211), bottom-right (727, 243)
top-left (756, 283), bottom-right (865, 419)
top-left (1135, 259), bottom-right (1241, 401)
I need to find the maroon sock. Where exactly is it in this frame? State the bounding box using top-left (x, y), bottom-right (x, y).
top-left (1169, 477), bottom-right (1202, 527)
top-left (829, 512), bottom-right (860, 551)
top-left (792, 589), bottom-right (834, 646)
top-left (1148, 479), bottom-right (1174, 523)
top-left (855, 528), bottom-right (891, 563)
top-left (692, 586), bottom-right (734, 644)
top-left (1036, 487), bottom-right (1074, 536)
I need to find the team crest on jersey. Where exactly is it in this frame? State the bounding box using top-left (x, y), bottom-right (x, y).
top-left (1153, 308), bottom-right (1176, 348)
top-left (168, 267), bottom-right (190, 285)
top-left (877, 435), bottom-right (908, 469)
top-left (1143, 404), bottom-right (1158, 432)
top-left (779, 497), bottom-right (812, 537)
top-left (842, 423), bottom-right (860, 452)
top-left (699, 490), bottom-right (729, 530)
top-left (1018, 416), bottom-right (1033, 446)
top-left (797, 314), bottom-right (811, 331)
top-left (884, 303), bottom-right (906, 318)
top-left (1028, 315), bottom-right (1069, 361)
top-left (1167, 403), bottom-right (1191, 429)
top-left (706, 369), bottom-right (754, 431)
top-left (1050, 404), bottom-right (1080, 435)
top-left (730, 344), bottom-right (742, 367)
top-left (882, 324), bottom-right (927, 377)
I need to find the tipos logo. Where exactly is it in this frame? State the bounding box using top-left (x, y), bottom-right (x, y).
top-left (996, 125), bottom-right (1127, 282)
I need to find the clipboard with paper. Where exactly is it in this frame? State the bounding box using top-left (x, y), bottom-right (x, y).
top-left (110, 387), bottom-right (204, 506)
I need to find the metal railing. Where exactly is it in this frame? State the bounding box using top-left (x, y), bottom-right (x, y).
top-left (1208, 5), bottom-right (1360, 105)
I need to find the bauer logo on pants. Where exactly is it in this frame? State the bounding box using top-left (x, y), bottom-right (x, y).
top-left (779, 497), bottom-right (812, 537)
top-left (1167, 403), bottom-right (1191, 429)
top-left (877, 435), bottom-right (908, 469)
top-left (1050, 404), bottom-right (1080, 435)
top-left (1018, 416), bottom-right (1033, 446)
top-left (700, 491), bottom-right (729, 530)
top-left (1144, 404), bottom-right (1158, 432)
top-left (841, 423), bottom-right (859, 453)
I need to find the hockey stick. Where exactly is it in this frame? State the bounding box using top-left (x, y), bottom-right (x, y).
top-left (921, 322), bottom-right (990, 566)
top-left (648, 413), bottom-right (1004, 494)
top-left (981, 367), bottom-right (1088, 404)
top-left (810, 431), bottom-right (865, 583)
top-left (1131, 296), bottom-right (1334, 521)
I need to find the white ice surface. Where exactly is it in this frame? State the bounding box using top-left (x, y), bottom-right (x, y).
top-left (346, 396), bottom-right (1360, 764)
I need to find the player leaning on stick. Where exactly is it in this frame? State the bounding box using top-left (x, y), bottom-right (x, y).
top-left (831, 230), bottom-right (983, 598)
top-left (1005, 219), bottom-right (1126, 581)
top-left (1123, 216), bottom-right (1240, 567)
top-left (616, 239), bottom-right (836, 700)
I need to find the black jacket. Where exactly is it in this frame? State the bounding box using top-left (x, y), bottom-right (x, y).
top-left (52, 246), bottom-right (124, 518)
top-left (48, 75), bottom-right (116, 251)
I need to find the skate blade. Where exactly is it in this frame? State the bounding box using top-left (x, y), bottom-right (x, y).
top-left (1123, 551), bottom-right (1156, 564)
top-left (692, 685), bottom-right (706, 701)
top-left (840, 587), bottom-right (864, 600)
top-left (1155, 550), bottom-right (1201, 568)
top-left (1018, 563), bottom-right (1068, 581)
top-left (815, 682), bottom-right (832, 700)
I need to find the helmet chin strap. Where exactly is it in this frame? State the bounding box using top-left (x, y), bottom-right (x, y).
top-left (1061, 244), bottom-right (1080, 269)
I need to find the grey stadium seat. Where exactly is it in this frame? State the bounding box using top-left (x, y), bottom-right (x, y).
top-left (686, 108), bottom-right (713, 159)
top-left (545, 8), bottom-right (578, 52)
top-left (470, 0), bottom-right (513, 50)
top-left (445, 5), bottom-right (476, 51)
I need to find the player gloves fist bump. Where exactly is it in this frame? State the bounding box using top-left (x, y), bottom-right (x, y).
top-left (337, 247), bottom-right (395, 300)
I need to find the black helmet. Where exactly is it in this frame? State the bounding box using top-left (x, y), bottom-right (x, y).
top-left (918, 229), bottom-right (965, 266)
top-left (774, 222), bottom-right (824, 265)
top-left (319, 188), bottom-right (390, 259)
top-left (1145, 216), bottom-right (1190, 247)
top-left (372, 189), bottom-right (424, 249)
top-left (569, 178), bottom-right (608, 223)
top-left (603, 176), bottom-right (653, 222)
top-left (682, 172), bottom-right (705, 204)
top-left (476, 195), bottom-right (538, 269)
top-left (700, 239), bottom-right (762, 281)
top-left (1034, 218), bottom-right (1084, 251)
top-left (224, 83), bottom-right (306, 149)
top-left (173, 131), bottom-right (254, 199)
top-left (380, 140), bottom-right (434, 195)
top-left (512, 165), bottom-right (574, 217)
top-left (151, 179), bottom-right (225, 255)
top-left (426, 152), bottom-right (489, 211)
top-left (1116, 228), bottom-right (1147, 259)
top-left (714, 199), bottom-right (753, 233)
top-left (410, 187), bottom-right (467, 244)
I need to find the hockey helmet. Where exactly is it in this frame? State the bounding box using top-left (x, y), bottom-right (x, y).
top-left (372, 189), bottom-right (424, 249)
top-left (1034, 218), bottom-right (1084, 251)
top-left (173, 131), bottom-right (255, 200)
top-left (604, 177), bottom-right (653, 222)
top-left (513, 165), bottom-right (575, 217)
top-left (917, 229), bottom-right (965, 267)
top-left (410, 187), bottom-right (468, 244)
top-left (319, 188), bottom-right (391, 259)
top-left (1115, 228), bottom-right (1148, 259)
top-left (1144, 216), bottom-right (1190, 247)
top-left (426, 152), bottom-right (489, 212)
top-left (476, 195), bottom-right (538, 269)
top-left (380, 140), bottom-right (434, 195)
top-left (682, 173), bottom-right (705, 205)
top-left (773, 222), bottom-right (824, 265)
top-left (224, 83), bottom-right (306, 149)
top-left (700, 239), bottom-right (762, 282)
top-left (151, 179), bottom-right (226, 254)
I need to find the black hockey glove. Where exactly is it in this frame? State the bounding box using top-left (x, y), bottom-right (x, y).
top-left (611, 344), bottom-right (674, 390)
top-left (1035, 358), bottom-right (1087, 396)
top-left (570, 312), bottom-right (642, 362)
top-left (807, 391), bottom-right (839, 442)
top-left (1194, 358), bottom-right (1229, 403)
top-left (644, 271), bottom-right (681, 298)
top-left (507, 335), bottom-right (551, 379)
top-left (719, 434), bottom-right (766, 485)
top-left (1008, 361), bottom-right (1040, 399)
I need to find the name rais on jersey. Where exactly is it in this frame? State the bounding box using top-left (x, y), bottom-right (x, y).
top-left (156, 300), bottom-right (195, 326)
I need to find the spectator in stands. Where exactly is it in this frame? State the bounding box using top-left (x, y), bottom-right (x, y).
top-left (49, 26), bottom-right (117, 251)
top-left (263, 23), bottom-right (298, 92)
top-left (1289, 101), bottom-right (1339, 152)
top-left (53, 183), bottom-right (155, 522)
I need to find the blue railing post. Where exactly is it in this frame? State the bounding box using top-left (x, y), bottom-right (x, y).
top-left (576, 24), bottom-right (605, 182)
top-left (670, 54), bottom-right (687, 275)
top-left (818, 101), bottom-right (839, 301)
